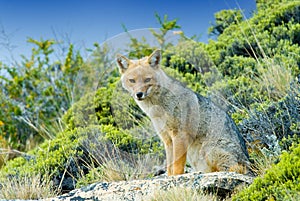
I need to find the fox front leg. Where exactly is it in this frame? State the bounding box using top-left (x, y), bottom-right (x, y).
top-left (166, 144), bottom-right (174, 176)
top-left (172, 134), bottom-right (188, 175)
top-left (163, 138), bottom-right (174, 176)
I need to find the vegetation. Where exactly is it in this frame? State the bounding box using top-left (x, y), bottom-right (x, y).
top-left (1, 0), bottom-right (300, 200)
top-left (233, 141), bottom-right (300, 201)
top-left (0, 173), bottom-right (58, 200)
top-left (151, 187), bottom-right (219, 201)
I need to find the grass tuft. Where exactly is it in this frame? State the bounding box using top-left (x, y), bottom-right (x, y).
top-left (150, 187), bottom-right (221, 201)
top-left (0, 173), bottom-right (59, 200)
top-left (257, 59), bottom-right (293, 100)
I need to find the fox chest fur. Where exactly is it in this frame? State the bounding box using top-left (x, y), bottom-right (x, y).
top-left (135, 76), bottom-right (207, 139)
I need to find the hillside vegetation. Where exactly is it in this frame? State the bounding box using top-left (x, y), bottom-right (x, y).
top-left (0, 0), bottom-right (300, 200)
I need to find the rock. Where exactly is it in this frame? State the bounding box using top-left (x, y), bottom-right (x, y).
top-left (44, 171), bottom-right (254, 201)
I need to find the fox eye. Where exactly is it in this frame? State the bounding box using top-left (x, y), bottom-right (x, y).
top-left (129, 79), bottom-right (135, 83)
top-left (144, 78), bottom-right (151, 83)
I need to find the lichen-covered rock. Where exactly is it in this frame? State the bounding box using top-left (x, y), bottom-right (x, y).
top-left (44, 172), bottom-right (253, 201)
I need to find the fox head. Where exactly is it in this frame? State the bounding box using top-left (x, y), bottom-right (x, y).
top-left (116, 49), bottom-right (162, 101)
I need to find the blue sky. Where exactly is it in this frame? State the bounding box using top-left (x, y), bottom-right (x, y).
top-left (0, 0), bottom-right (256, 63)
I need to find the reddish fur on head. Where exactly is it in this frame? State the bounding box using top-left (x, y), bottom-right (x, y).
top-left (116, 50), bottom-right (162, 101)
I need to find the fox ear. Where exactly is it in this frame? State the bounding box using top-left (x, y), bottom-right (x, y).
top-left (148, 49), bottom-right (161, 68)
top-left (116, 54), bottom-right (131, 74)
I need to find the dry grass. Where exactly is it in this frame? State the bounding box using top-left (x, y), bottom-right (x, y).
top-left (249, 148), bottom-right (279, 176)
top-left (149, 187), bottom-right (221, 201)
top-left (100, 154), bottom-right (160, 182)
top-left (257, 59), bottom-right (293, 100)
top-left (77, 137), bottom-right (164, 187)
top-left (0, 173), bottom-right (59, 200)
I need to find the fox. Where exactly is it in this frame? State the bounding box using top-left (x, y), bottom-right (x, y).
top-left (116, 49), bottom-right (251, 176)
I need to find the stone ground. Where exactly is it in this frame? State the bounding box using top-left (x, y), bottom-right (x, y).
top-left (41, 171), bottom-right (254, 201)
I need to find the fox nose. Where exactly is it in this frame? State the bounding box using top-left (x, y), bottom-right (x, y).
top-left (136, 92), bottom-right (144, 99)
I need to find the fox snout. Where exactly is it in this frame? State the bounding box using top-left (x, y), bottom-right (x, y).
top-left (134, 86), bottom-right (152, 100)
top-left (135, 92), bottom-right (145, 100)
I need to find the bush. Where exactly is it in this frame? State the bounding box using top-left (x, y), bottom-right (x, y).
top-left (0, 39), bottom-right (82, 152)
top-left (237, 85), bottom-right (300, 150)
top-left (218, 55), bottom-right (257, 78)
top-left (206, 1), bottom-right (300, 70)
top-left (233, 141), bottom-right (300, 201)
top-left (0, 78), bottom-right (165, 192)
top-left (208, 76), bottom-right (259, 113)
top-left (165, 39), bottom-right (214, 74)
top-left (0, 126), bottom-right (86, 192)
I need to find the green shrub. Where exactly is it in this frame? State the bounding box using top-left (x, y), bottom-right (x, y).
top-left (233, 141), bottom-right (300, 201)
top-left (63, 78), bottom-right (118, 130)
top-left (0, 39), bottom-right (82, 151)
top-left (0, 126), bottom-right (86, 191)
top-left (208, 9), bottom-right (243, 36)
top-left (238, 85), bottom-right (300, 150)
top-left (165, 39), bottom-right (214, 75)
top-left (0, 123), bottom-right (155, 191)
top-left (208, 76), bottom-right (259, 113)
top-left (218, 55), bottom-right (257, 78)
top-left (0, 76), bottom-right (165, 191)
top-left (206, 0), bottom-right (300, 69)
